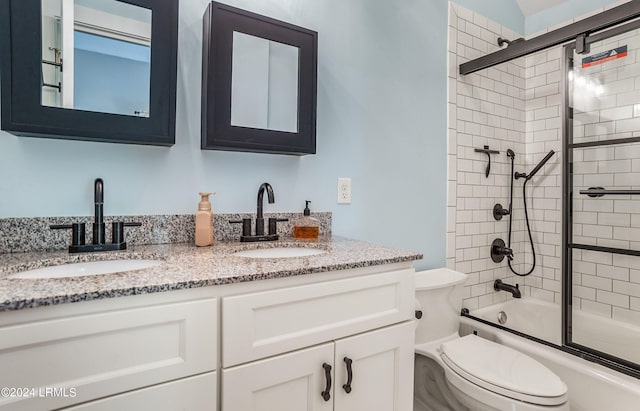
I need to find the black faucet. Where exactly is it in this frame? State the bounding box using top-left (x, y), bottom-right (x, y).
top-left (51, 178), bottom-right (141, 253)
top-left (229, 182), bottom-right (287, 242)
top-left (93, 178), bottom-right (106, 245)
top-left (494, 279), bottom-right (521, 298)
top-left (256, 182), bottom-right (275, 236)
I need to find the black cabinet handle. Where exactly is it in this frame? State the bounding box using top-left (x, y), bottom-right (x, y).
top-left (342, 357), bottom-right (353, 394)
top-left (321, 363), bottom-right (332, 401)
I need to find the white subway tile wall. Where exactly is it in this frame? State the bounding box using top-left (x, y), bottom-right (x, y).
top-left (523, 39), bottom-right (563, 306)
top-left (448, 2), bottom-right (529, 311)
top-left (447, 1), bottom-right (640, 325)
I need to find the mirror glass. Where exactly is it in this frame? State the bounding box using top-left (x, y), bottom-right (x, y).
top-left (41, 0), bottom-right (151, 117)
top-left (231, 31), bottom-right (299, 133)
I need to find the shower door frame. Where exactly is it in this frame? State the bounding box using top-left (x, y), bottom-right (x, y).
top-left (562, 18), bottom-right (640, 379)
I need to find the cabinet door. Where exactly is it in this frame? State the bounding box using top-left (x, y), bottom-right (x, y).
top-left (334, 322), bottom-right (415, 411)
top-left (0, 298), bottom-right (217, 410)
top-left (61, 372), bottom-right (216, 410)
top-left (222, 343), bottom-right (334, 411)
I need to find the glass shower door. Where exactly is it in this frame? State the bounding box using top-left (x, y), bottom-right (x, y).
top-left (566, 21), bottom-right (640, 373)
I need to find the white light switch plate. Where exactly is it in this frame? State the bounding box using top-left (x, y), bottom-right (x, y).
top-left (337, 178), bottom-right (352, 204)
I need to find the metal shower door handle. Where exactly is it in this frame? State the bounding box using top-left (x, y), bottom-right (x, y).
top-left (580, 187), bottom-right (640, 197)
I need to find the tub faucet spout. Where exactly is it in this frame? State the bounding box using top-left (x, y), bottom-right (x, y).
top-left (494, 279), bottom-right (521, 298)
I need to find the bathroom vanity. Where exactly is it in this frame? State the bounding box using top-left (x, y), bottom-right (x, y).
top-left (0, 238), bottom-right (420, 411)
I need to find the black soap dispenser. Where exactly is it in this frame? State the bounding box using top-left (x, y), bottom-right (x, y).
top-left (293, 201), bottom-right (320, 239)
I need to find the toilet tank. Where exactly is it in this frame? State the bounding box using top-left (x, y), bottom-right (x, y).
top-left (415, 268), bottom-right (468, 344)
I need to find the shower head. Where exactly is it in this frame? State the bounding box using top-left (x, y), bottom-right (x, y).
top-left (497, 37), bottom-right (525, 48)
top-left (497, 37), bottom-right (511, 47)
top-left (507, 149), bottom-right (515, 159)
top-left (526, 150), bottom-right (555, 181)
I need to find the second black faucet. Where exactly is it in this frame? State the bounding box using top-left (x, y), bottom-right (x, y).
top-left (229, 182), bottom-right (287, 242)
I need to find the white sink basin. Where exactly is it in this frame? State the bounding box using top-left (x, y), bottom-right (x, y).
top-left (8, 259), bottom-right (163, 279)
top-left (233, 247), bottom-right (326, 259)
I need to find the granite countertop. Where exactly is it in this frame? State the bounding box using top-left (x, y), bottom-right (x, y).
top-left (0, 236), bottom-right (422, 312)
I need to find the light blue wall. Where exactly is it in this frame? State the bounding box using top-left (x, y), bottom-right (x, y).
top-left (0, 0), bottom-right (448, 270)
top-left (526, 0), bottom-right (622, 35)
top-left (454, 0), bottom-right (525, 34)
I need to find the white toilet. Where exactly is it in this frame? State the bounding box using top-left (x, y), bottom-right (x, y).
top-left (414, 268), bottom-right (569, 411)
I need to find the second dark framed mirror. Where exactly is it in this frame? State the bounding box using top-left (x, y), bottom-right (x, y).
top-left (201, 2), bottom-right (318, 155)
top-left (0, 0), bottom-right (178, 146)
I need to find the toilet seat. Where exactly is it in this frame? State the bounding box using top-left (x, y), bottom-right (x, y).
top-left (440, 335), bottom-right (568, 406)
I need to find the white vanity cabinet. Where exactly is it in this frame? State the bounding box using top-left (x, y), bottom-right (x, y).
top-left (0, 291), bottom-right (218, 411)
top-left (222, 322), bottom-right (414, 411)
top-left (221, 267), bottom-right (415, 411)
top-left (0, 261), bottom-right (416, 411)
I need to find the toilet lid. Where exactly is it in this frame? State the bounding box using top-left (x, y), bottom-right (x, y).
top-left (440, 335), bottom-right (567, 402)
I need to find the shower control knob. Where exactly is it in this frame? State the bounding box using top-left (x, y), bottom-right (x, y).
top-left (415, 310), bottom-right (423, 319)
top-left (493, 204), bottom-right (510, 221)
top-left (491, 238), bottom-right (513, 263)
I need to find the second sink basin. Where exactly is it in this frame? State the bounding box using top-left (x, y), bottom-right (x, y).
top-left (233, 247), bottom-right (326, 259)
top-left (8, 259), bottom-right (163, 279)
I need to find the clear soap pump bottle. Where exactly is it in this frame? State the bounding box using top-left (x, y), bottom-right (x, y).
top-left (195, 192), bottom-right (215, 246)
top-left (293, 200), bottom-right (320, 239)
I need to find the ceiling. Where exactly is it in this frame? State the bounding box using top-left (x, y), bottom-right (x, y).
top-left (515, 0), bottom-right (569, 16)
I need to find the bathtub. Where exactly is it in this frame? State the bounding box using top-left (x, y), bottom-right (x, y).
top-left (460, 298), bottom-right (640, 411)
top-left (470, 298), bottom-right (640, 364)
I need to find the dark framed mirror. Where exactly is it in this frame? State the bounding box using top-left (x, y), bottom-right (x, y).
top-left (0, 0), bottom-right (178, 146)
top-left (201, 2), bottom-right (318, 155)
